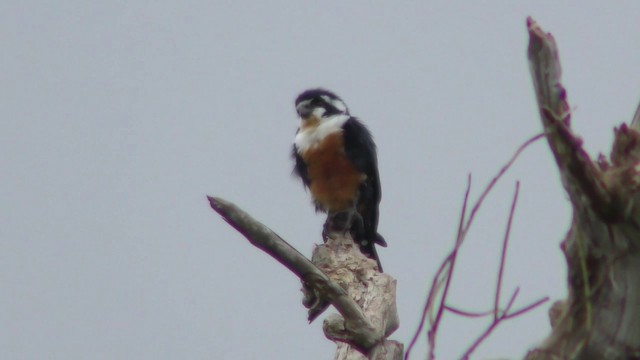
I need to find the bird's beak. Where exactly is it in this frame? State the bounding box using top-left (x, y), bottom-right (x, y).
top-left (296, 101), bottom-right (313, 119)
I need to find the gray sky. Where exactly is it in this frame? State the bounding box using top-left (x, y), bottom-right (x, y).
top-left (2, 1), bottom-right (639, 359)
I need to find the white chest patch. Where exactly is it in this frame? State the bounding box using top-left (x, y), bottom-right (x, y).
top-left (295, 115), bottom-right (350, 154)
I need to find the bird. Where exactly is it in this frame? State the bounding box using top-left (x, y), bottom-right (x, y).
top-left (291, 88), bottom-right (386, 271)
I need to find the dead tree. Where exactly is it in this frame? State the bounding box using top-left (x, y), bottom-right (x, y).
top-left (526, 18), bottom-right (640, 359)
top-left (208, 197), bottom-right (402, 360)
top-left (209, 17), bottom-right (640, 359)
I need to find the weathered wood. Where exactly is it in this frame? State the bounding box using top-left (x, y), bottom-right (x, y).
top-left (525, 17), bottom-right (640, 360)
top-left (208, 196), bottom-right (402, 359)
top-left (312, 232), bottom-right (400, 359)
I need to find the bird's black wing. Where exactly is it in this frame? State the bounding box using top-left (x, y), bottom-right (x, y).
top-left (341, 117), bottom-right (387, 252)
top-left (292, 134), bottom-right (311, 188)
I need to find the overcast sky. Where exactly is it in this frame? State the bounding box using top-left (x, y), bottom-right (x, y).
top-left (2, 1), bottom-right (640, 359)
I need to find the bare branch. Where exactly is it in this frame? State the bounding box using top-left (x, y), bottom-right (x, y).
top-left (404, 177), bottom-right (472, 360)
top-left (495, 181), bottom-right (520, 319)
top-left (461, 286), bottom-right (549, 359)
top-left (460, 319), bottom-right (500, 359)
top-left (458, 182), bottom-right (549, 359)
top-left (505, 296), bottom-right (550, 320)
top-left (527, 17), bottom-right (620, 221)
top-left (526, 17), bottom-right (568, 122)
top-left (406, 134), bottom-right (544, 360)
top-left (526, 17), bottom-right (640, 359)
top-left (207, 196), bottom-right (382, 351)
top-left (208, 196), bottom-right (315, 274)
top-left (426, 175), bottom-right (473, 359)
top-left (462, 134), bottom-right (543, 238)
top-left (504, 287), bottom-right (520, 314)
top-left (444, 305), bottom-right (494, 318)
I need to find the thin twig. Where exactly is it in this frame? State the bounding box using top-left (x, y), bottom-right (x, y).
top-left (460, 319), bottom-right (500, 360)
top-left (495, 181), bottom-right (520, 319)
top-left (461, 287), bottom-right (549, 359)
top-left (505, 287), bottom-right (521, 313)
top-left (406, 133), bottom-right (544, 360)
top-left (427, 175), bottom-right (473, 359)
top-left (459, 182), bottom-right (548, 358)
top-left (405, 176), bottom-right (472, 360)
top-left (461, 183), bottom-right (521, 359)
top-left (462, 134), bottom-right (543, 238)
top-left (444, 305), bottom-right (494, 318)
top-left (505, 296), bottom-right (550, 319)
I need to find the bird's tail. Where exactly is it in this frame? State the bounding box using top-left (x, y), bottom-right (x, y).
top-left (357, 233), bottom-right (385, 272)
top-left (375, 233), bottom-right (387, 247)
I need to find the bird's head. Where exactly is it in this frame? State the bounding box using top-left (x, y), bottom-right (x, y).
top-left (295, 89), bottom-right (349, 127)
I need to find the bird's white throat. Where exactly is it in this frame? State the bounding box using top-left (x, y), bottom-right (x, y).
top-left (295, 114), bottom-right (350, 153)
